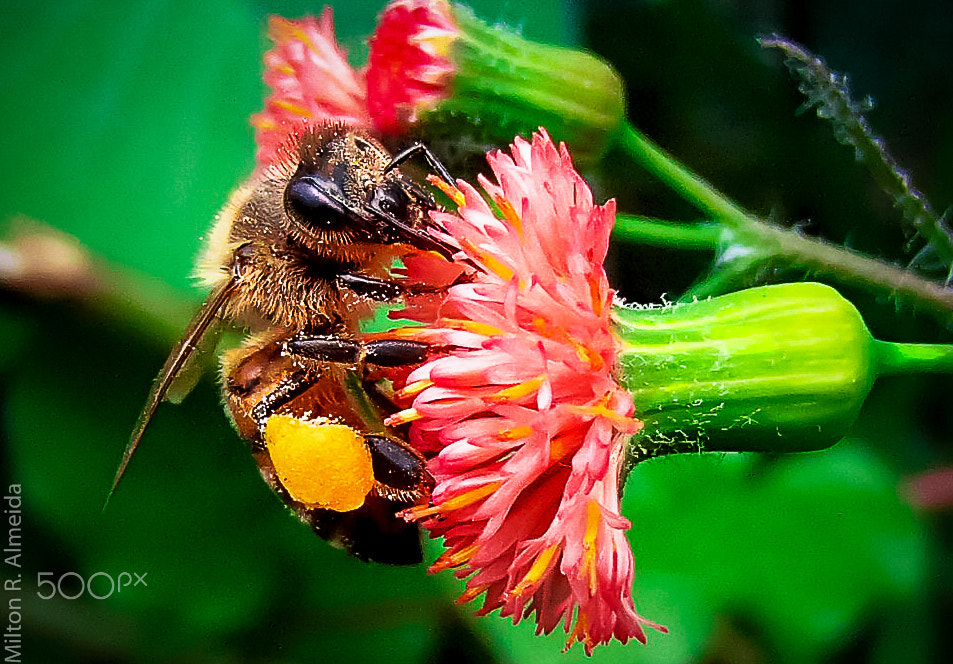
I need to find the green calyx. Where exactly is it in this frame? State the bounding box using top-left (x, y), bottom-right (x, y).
top-left (614, 282), bottom-right (953, 456)
top-left (420, 4), bottom-right (625, 165)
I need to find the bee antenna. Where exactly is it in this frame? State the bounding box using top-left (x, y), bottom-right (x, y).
top-left (384, 142), bottom-right (455, 186)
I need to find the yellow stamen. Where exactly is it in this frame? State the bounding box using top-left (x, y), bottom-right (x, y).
top-left (569, 402), bottom-right (639, 429)
top-left (460, 238), bottom-right (515, 282)
top-left (492, 192), bottom-right (523, 236)
top-left (548, 433), bottom-right (576, 464)
top-left (384, 407), bottom-right (422, 426)
top-left (396, 379), bottom-right (433, 399)
top-left (589, 276), bottom-right (604, 318)
top-left (428, 174), bottom-right (466, 207)
top-left (564, 611), bottom-right (592, 653)
top-left (530, 317), bottom-right (604, 371)
top-left (273, 99), bottom-right (311, 117)
top-left (289, 25), bottom-right (313, 52)
top-left (570, 338), bottom-right (605, 371)
top-left (532, 316), bottom-right (550, 336)
top-left (581, 500), bottom-right (601, 594)
top-left (439, 482), bottom-right (500, 511)
top-left (277, 63), bottom-right (295, 76)
top-left (271, 18), bottom-right (295, 40)
top-left (456, 583), bottom-right (490, 605)
top-left (405, 482), bottom-right (501, 520)
top-left (252, 117), bottom-right (279, 131)
top-left (401, 503), bottom-right (436, 520)
top-left (510, 544), bottom-right (560, 598)
top-left (368, 327), bottom-right (429, 342)
top-left (489, 375), bottom-right (545, 403)
top-left (497, 425), bottom-right (534, 441)
top-left (440, 318), bottom-right (502, 337)
top-left (431, 543), bottom-right (479, 572)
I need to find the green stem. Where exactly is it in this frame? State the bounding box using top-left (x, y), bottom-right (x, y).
top-left (874, 340), bottom-right (953, 376)
top-left (613, 215), bottom-right (721, 250)
top-left (0, 222), bottom-right (194, 347)
top-left (616, 120), bottom-right (953, 326)
top-left (730, 223), bottom-right (953, 323)
top-left (87, 261), bottom-right (195, 344)
top-left (617, 122), bottom-right (751, 226)
top-left (678, 252), bottom-right (764, 302)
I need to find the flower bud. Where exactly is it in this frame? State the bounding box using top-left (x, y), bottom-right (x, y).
top-left (614, 283), bottom-right (876, 453)
top-left (366, 0), bottom-right (626, 164)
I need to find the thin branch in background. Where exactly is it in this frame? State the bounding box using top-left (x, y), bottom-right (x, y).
top-left (759, 35), bottom-right (953, 278)
top-left (0, 217), bottom-right (195, 346)
top-left (679, 249), bottom-right (769, 302)
top-left (732, 221), bottom-right (953, 327)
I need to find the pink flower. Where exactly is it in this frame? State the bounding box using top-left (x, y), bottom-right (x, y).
top-left (366, 0), bottom-right (458, 133)
top-left (385, 130), bottom-right (667, 653)
top-left (252, 9), bottom-right (371, 167)
top-left (903, 466), bottom-right (953, 511)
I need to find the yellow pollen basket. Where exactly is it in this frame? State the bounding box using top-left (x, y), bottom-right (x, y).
top-left (264, 415), bottom-right (374, 512)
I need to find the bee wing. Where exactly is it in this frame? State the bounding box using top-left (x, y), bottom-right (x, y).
top-left (106, 274), bottom-right (241, 503)
top-left (162, 319), bottom-right (224, 405)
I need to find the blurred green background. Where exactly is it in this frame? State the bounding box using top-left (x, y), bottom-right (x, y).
top-left (1, 0), bottom-right (950, 662)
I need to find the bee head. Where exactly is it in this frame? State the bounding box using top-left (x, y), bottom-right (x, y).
top-left (282, 126), bottom-right (431, 247)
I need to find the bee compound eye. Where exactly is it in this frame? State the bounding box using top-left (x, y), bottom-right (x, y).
top-left (370, 182), bottom-right (410, 219)
top-left (286, 174), bottom-right (350, 231)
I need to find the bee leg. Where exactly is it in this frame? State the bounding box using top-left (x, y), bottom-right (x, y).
top-left (336, 272), bottom-right (403, 301)
top-left (364, 339), bottom-right (430, 366)
top-left (383, 142), bottom-right (454, 186)
top-left (285, 336), bottom-right (430, 368)
top-left (337, 272), bottom-right (448, 301)
top-left (365, 434), bottom-right (434, 503)
top-left (247, 370), bottom-right (314, 450)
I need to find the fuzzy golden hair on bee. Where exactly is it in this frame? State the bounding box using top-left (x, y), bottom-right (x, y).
top-left (196, 124), bottom-right (422, 332)
top-left (196, 179), bottom-right (259, 290)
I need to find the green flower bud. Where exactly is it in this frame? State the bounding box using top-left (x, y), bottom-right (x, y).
top-left (366, 0), bottom-right (626, 165)
top-left (614, 283), bottom-right (876, 454)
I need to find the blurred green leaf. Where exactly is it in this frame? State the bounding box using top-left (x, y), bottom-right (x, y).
top-left (0, 0), bottom-right (261, 291)
top-left (623, 444), bottom-right (929, 662)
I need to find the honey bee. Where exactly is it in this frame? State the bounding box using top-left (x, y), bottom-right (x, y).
top-left (112, 122), bottom-right (457, 564)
